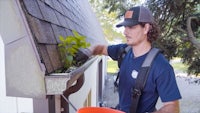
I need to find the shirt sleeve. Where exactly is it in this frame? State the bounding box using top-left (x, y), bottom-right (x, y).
top-left (156, 65), bottom-right (182, 102)
top-left (107, 44), bottom-right (127, 61)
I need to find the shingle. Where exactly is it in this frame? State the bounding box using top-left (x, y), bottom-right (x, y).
top-left (23, 0), bottom-right (43, 19)
top-left (66, 29), bottom-right (73, 36)
top-left (68, 11), bottom-right (75, 22)
top-left (60, 4), bottom-right (69, 16)
top-left (37, 0), bottom-right (59, 25)
top-left (44, 0), bottom-right (54, 8)
top-left (52, 0), bottom-right (64, 15)
top-left (46, 45), bottom-right (63, 71)
top-left (63, 17), bottom-right (71, 29)
top-left (51, 24), bottom-right (68, 43)
top-left (54, 11), bottom-right (66, 27)
top-left (27, 16), bottom-right (57, 44)
top-left (72, 12), bottom-right (80, 24)
top-left (61, 0), bottom-right (71, 11)
top-left (66, 18), bottom-right (75, 30)
top-left (76, 26), bottom-right (82, 35)
top-left (38, 21), bottom-right (57, 44)
top-left (58, 0), bottom-right (66, 5)
top-left (38, 44), bottom-right (54, 74)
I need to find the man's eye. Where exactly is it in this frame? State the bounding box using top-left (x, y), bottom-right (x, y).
top-left (125, 26), bottom-right (133, 29)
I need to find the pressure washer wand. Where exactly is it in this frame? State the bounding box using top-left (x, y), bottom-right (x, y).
top-left (61, 94), bottom-right (77, 111)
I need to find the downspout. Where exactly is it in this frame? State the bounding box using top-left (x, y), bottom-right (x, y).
top-left (61, 74), bottom-right (84, 113)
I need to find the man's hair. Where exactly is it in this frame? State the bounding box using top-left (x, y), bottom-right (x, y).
top-left (139, 22), bottom-right (160, 43)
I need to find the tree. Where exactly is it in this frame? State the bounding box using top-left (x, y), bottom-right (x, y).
top-left (89, 0), bottom-right (125, 43)
top-left (146, 0), bottom-right (200, 75)
top-left (93, 0), bottom-right (200, 76)
top-left (101, 0), bottom-right (141, 18)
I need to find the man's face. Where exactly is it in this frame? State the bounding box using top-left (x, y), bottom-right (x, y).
top-left (123, 24), bottom-right (149, 46)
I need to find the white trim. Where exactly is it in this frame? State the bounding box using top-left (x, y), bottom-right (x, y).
top-left (15, 0), bottom-right (46, 73)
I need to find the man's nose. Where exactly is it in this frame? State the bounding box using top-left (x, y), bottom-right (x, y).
top-left (124, 27), bottom-right (128, 35)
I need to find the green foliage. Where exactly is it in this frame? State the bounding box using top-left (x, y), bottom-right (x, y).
top-left (180, 44), bottom-right (200, 76)
top-left (101, 0), bottom-right (141, 18)
top-left (107, 59), bottom-right (118, 73)
top-left (89, 0), bottom-right (125, 42)
top-left (170, 58), bottom-right (188, 73)
top-left (58, 30), bottom-right (90, 69)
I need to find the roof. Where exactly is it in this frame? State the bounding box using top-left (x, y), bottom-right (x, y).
top-left (20, 0), bottom-right (105, 74)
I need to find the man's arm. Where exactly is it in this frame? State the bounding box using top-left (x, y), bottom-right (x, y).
top-left (154, 100), bottom-right (180, 113)
top-left (92, 45), bottom-right (108, 55)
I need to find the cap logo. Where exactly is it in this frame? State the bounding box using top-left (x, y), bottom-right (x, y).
top-left (125, 10), bottom-right (133, 19)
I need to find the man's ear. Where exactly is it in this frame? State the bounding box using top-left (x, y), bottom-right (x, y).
top-left (144, 23), bottom-right (151, 34)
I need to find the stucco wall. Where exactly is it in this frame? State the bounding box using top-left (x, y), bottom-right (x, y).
top-left (0, 0), bottom-right (46, 99)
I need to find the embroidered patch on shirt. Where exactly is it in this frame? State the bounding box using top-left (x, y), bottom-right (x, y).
top-left (131, 70), bottom-right (138, 79)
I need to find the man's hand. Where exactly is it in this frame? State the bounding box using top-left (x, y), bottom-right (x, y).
top-left (92, 45), bottom-right (108, 55)
top-left (74, 48), bottom-right (92, 66)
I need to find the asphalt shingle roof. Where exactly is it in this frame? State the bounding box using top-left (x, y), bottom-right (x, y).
top-left (20, 0), bottom-right (102, 74)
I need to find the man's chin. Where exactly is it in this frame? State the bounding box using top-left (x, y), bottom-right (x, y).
top-left (126, 41), bottom-right (131, 45)
top-left (126, 42), bottom-right (135, 47)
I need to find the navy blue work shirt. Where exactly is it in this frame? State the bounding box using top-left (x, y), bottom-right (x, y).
top-left (107, 44), bottom-right (182, 113)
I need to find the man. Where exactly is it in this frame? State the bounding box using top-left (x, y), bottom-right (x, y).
top-left (92, 6), bottom-right (181, 113)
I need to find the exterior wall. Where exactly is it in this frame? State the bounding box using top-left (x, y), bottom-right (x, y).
top-left (69, 57), bottom-right (103, 113)
top-left (0, 0), bottom-right (46, 99)
top-left (0, 0), bottom-right (45, 113)
top-left (0, 35), bottom-right (18, 113)
top-left (0, 32), bottom-right (34, 113)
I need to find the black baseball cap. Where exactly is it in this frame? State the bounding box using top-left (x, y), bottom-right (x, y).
top-left (116, 6), bottom-right (154, 27)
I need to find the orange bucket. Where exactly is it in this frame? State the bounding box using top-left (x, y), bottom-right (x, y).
top-left (77, 107), bottom-right (125, 113)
